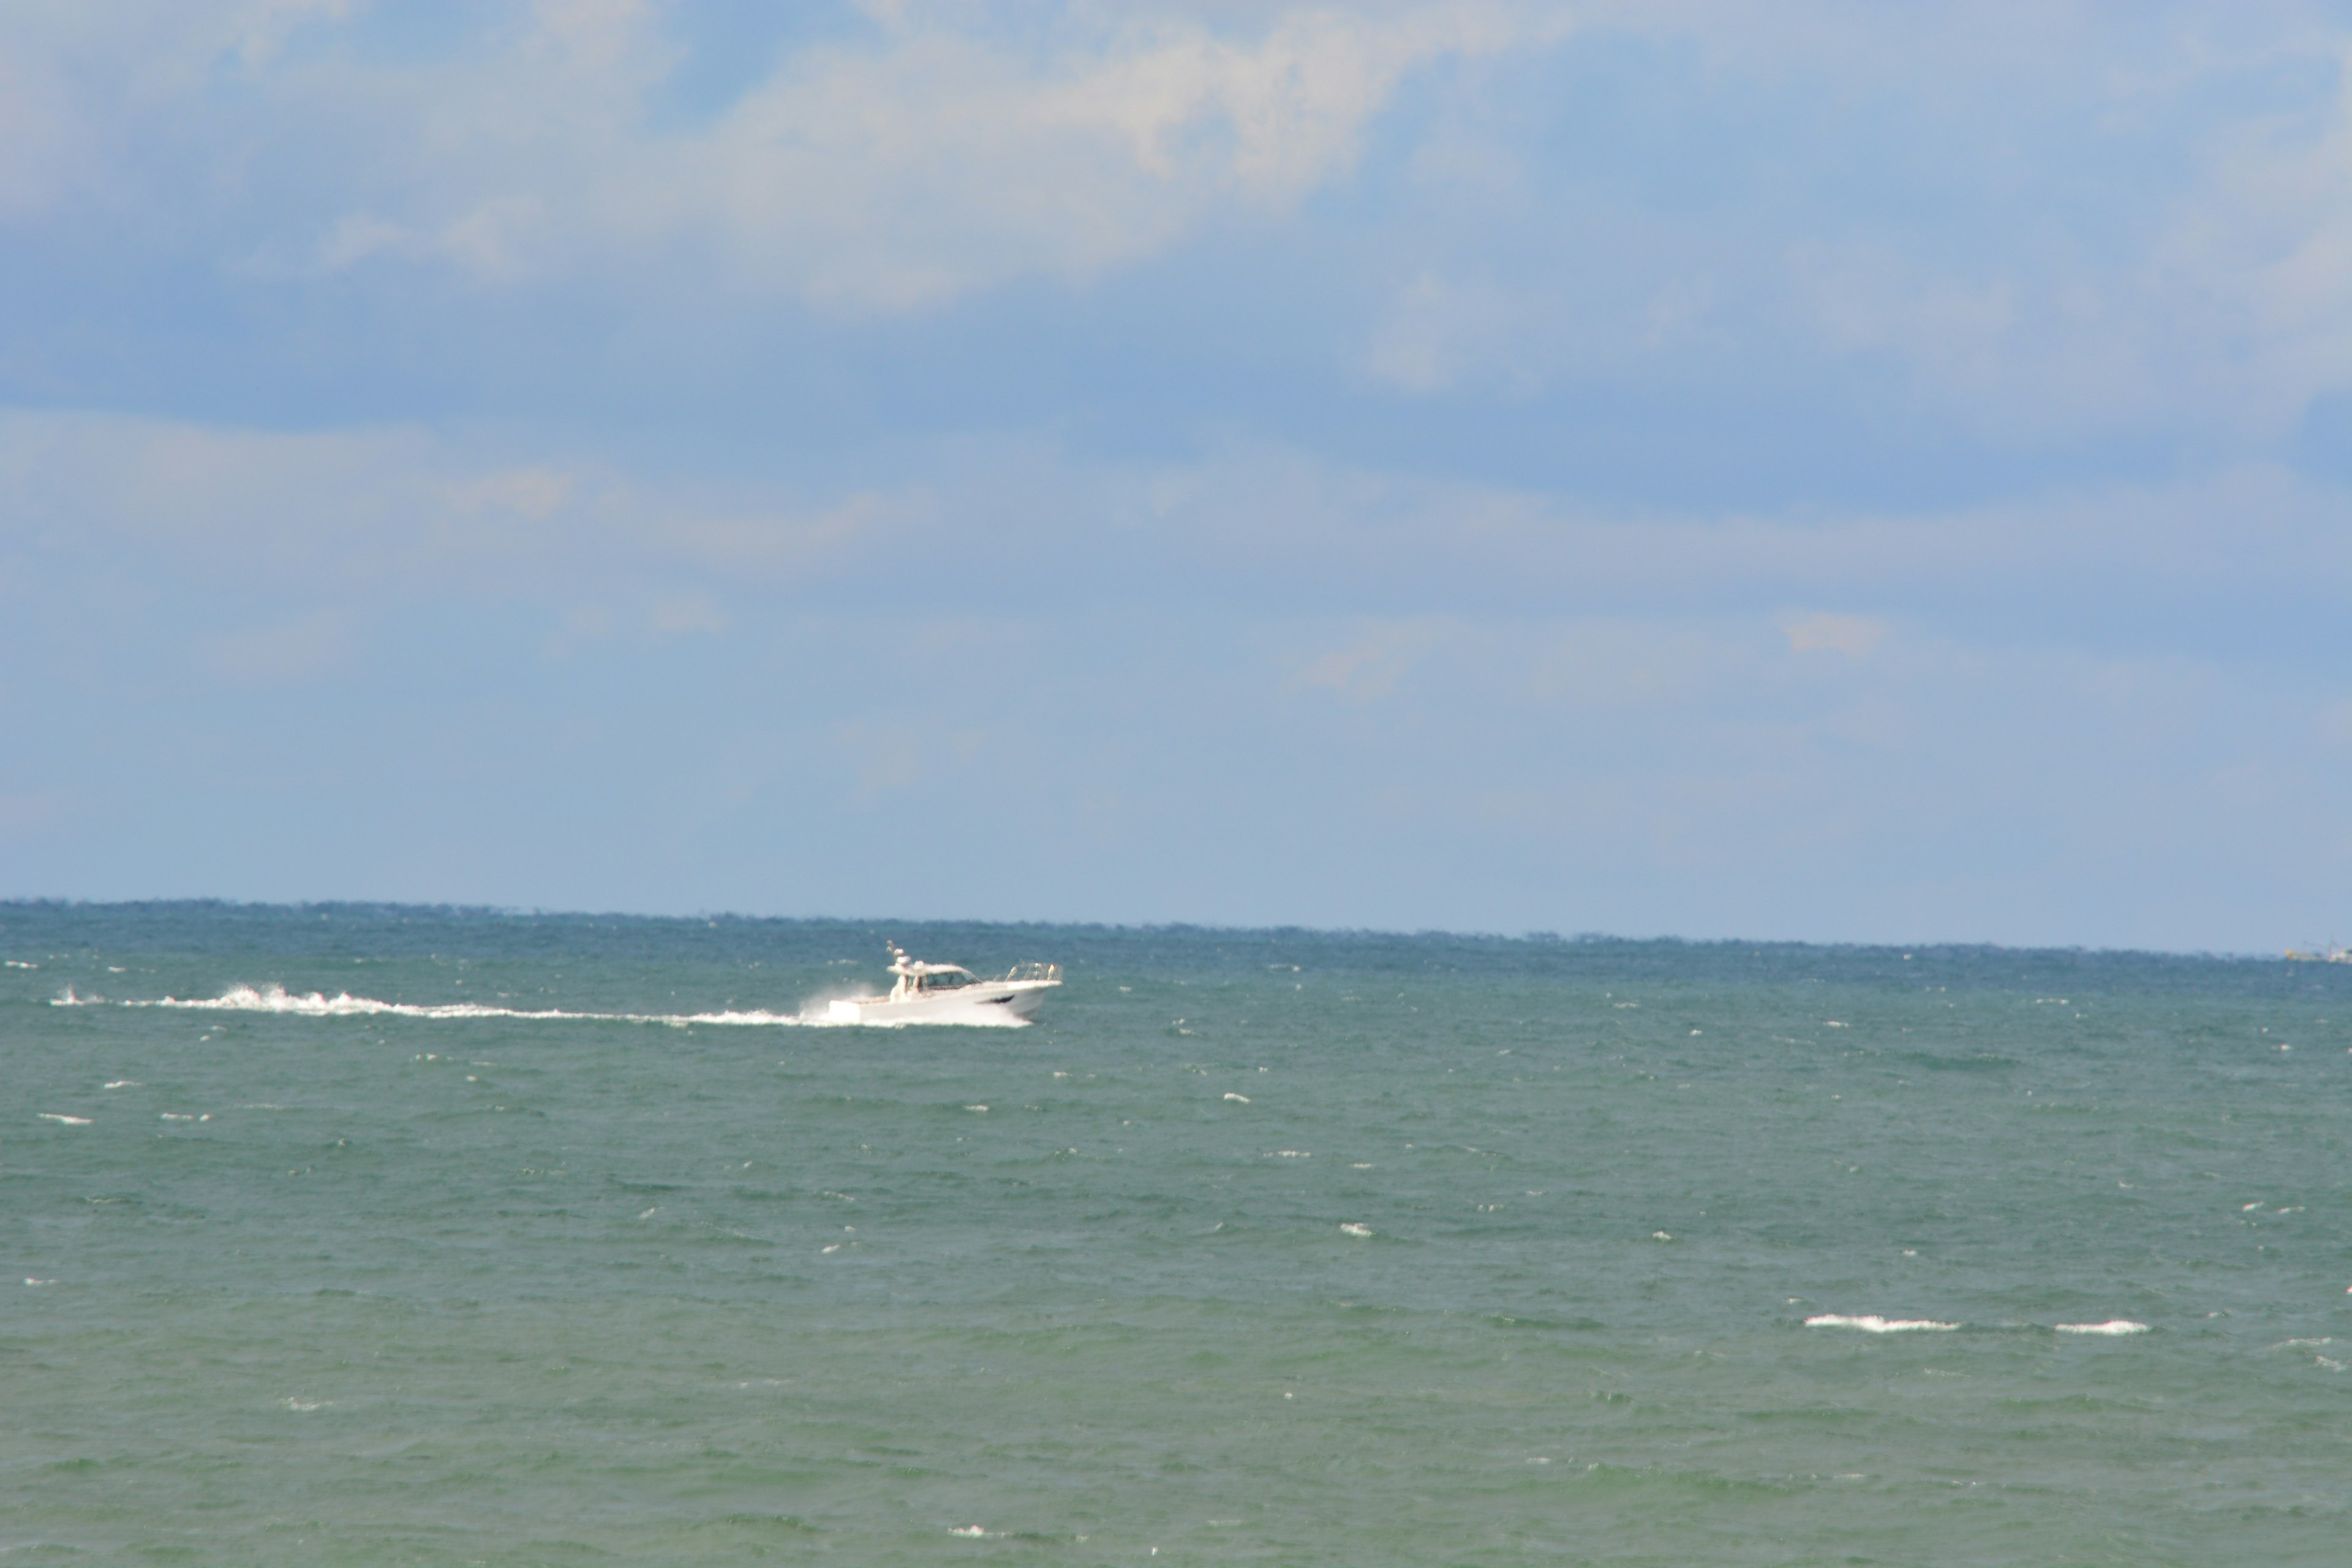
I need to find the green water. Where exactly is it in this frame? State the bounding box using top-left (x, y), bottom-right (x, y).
top-left (4, 905), bottom-right (2349, 1564)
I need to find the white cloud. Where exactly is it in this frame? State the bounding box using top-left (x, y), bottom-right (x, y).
top-left (1784, 612), bottom-right (1886, 659)
top-left (1523, 619), bottom-right (1729, 711)
top-left (303, 199), bottom-right (552, 282)
top-left (9, 2), bottom-right (2352, 943)
top-left (2318, 699), bottom-right (2352, 750)
top-left (1303, 619), bottom-right (1444, 701)
top-left (1361, 273), bottom-right (1524, 394)
top-left (2153, 48), bottom-right (2352, 433)
top-left (8, 1), bottom-right (1550, 308)
top-left (649, 594), bottom-right (726, 636)
top-left (454, 466), bottom-right (575, 522)
top-left (5, 404), bottom-right (2345, 944)
top-left (543, 603), bottom-right (614, 660)
top-left (0, 410), bottom-right (905, 596)
top-left (652, 493), bottom-right (906, 577)
top-left (200, 609), bottom-right (354, 685)
top-left (0, 45), bottom-right (82, 220)
top-left (10, 411), bottom-right (2346, 655)
top-left (1349, 6), bottom-right (2352, 445)
top-left (628, 5), bottom-right (1546, 309)
top-left (1058, 442), bottom-right (2352, 635)
top-left (15, 0), bottom-right (2352, 447)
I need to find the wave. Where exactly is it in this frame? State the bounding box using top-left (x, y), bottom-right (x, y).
top-left (1806, 1313), bottom-right (2154, 1336)
top-left (1804, 1314), bottom-right (1959, 1333)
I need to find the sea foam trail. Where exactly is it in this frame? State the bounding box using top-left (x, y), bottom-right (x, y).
top-left (2055, 1320), bottom-right (2150, 1336)
top-left (57, 982), bottom-right (823, 1028)
top-left (53, 982), bottom-right (1035, 1028)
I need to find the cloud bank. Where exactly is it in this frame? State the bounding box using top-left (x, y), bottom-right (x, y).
top-left (1, 1), bottom-right (2347, 946)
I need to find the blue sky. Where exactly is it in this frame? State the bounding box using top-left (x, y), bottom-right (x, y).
top-left (3, 0), bottom-right (2349, 949)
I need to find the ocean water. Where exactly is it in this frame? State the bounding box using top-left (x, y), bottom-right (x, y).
top-left (3, 903), bottom-right (2348, 1566)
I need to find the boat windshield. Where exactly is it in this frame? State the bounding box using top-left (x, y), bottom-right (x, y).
top-left (915, 970), bottom-right (974, 990)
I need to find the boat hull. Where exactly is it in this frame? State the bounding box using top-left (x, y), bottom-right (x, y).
top-left (826, 979), bottom-right (1057, 1026)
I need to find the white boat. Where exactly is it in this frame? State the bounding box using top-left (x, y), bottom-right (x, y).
top-left (825, 946), bottom-right (1062, 1025)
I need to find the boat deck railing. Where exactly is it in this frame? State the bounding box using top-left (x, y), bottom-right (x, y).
top-left (1003, 962), bottom-right (1062, 984)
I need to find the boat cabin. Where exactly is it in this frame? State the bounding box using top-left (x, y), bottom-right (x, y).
top-left (888, 955), bottom-right (979, 999)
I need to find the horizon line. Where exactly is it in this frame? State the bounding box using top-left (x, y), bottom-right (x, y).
top-left (0, 895), bottom-right (2304, 963)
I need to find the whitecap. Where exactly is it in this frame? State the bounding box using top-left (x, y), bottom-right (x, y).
top-left (1273, 1150), bottom-right (1310, 1158)
top-left (1223, 1092), bottom-right (1251, 1103)
top-left (1805, 1314), bottom-right (1959, 1333)
top-left (1340, 1223), bottom-right (1373, 1237)
top-left (37, 1113), bottom-right (91, 1126)
top-left (102, 1080), bottom-right (139, 1089)
top-left (2054, 1320), bottom-right (2149, 1336)
top-left (948, 1526), bottom-right (990, 1537)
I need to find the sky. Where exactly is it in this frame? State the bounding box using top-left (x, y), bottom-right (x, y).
top-left (2, 0), bottom-right (2350, 950)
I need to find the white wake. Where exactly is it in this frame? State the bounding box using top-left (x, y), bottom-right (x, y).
top-left (55, 982), bottom-right (1036, 1028)
top-left (56, 982), bottom-right (821, 1028)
